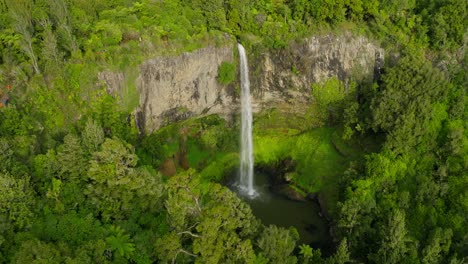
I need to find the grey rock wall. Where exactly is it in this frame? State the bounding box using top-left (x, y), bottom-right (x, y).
top-left (251, 33), bottom-right (384, 111)
top-left (99, 32), bottom-right (384, 133)
top-left (136, 46), bottom-right (234, 131)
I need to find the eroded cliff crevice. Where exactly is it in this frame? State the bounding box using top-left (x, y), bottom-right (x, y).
top-left (99, 32), bottom-right (384, 133)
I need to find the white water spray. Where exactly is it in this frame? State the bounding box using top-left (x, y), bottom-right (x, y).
top-left (238, 43), bottom-right (255, 197)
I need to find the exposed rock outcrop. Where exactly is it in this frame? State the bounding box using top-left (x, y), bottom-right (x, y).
top-left (99, 32), bottom-right (384, 133)
top-left (98, 71), bottom-right (125, 95)
top-left (251, 33), bottom-right (384, 111)
top-left (137, 46), bottom-right (235, 131)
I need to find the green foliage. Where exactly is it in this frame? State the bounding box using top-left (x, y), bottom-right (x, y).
top-left (81, 118), bottom-right (105, 155)
top-left (0, 105), bottom-right (33, 136)
top-left (12, 239), bottom-right (62, 264)
top-left (85, 138), bottom-right (164, 221)
top-left (157, 171), bottom-right (260, 263)
top-left (310, 78), bottom-right (350, 126)
top-left (371, 210), bottom-right (413, 263)
top-left (199, 152), bottom-right (239, 181)
top-left (106, 226), bottom-right (135, 259)
top-left (421, 228), bottom-right (453, 264)
top-left (427, 0), bottom-right (467, 50)
top-left (56, 134), bottom-right (86, 183)
top-left (0, 172), bottom-right (35, 230)
top-left (88, 93), bottom-right (138, 142)
top-left (335, 49), bottom-right (466, 262)
top-left (299, 244), bottom-right (313, 258)
top-left (253, 125), bottom-right (368, 216)
top-left (32, 212), bottom-right (103, 248)
top-left (328, 238), bottom-right (350, 264)
top-left (254, 134), bottom-right (295, 165)
top-left (257, 225), bottom-right (298, 264)
top-left (217, 61), bottom-right (236, 85)
top-left (0, 0), bottom-right (466, 262)
top-left (370, 54), bottom-right (448, 153)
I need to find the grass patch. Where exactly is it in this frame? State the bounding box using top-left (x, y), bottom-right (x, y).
top-left (254, 135), bottom-right (296, 165)
top-left (295, 131), bottom-right (345, 215)
top-left (199, 152), bottom-right (239, 181)
top-left (120, 67), bottom-right (140, 113)
top-left (255, 108), bottom-right (310, 133)
top-left (187, 138), bottom-right (210, 168)
top-left (253, 125), bottom-right (368, 216)
top-left (145, 112), bottom-right (374, 217)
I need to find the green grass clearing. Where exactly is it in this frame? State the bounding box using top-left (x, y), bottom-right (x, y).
top-left (254, 126), bottom-right (369, 216)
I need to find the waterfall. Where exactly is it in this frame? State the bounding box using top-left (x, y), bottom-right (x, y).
top-left (238, 43), bottom-right (255, 197)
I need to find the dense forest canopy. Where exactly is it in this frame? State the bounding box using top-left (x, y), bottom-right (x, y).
top-left (0, 0), bottom-right (467, 263)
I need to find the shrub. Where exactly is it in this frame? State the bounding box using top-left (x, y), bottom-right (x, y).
top-left (217, 62), bottom-right (236, 85)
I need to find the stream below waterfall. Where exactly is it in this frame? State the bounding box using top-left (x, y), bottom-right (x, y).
top-left (229, 172), bottom-right (334, 255)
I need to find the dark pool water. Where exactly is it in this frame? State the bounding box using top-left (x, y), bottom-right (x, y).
top-left (229, 172), bottom-right (334, 255)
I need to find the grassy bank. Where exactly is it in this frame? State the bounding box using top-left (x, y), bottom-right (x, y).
top-left (147, 110), bottom-right (377, 219)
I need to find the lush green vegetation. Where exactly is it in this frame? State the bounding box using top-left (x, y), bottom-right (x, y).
top-left (0, 0), bottom-right (466, 263)
top-left (217, 61), bottom-right (236, 85)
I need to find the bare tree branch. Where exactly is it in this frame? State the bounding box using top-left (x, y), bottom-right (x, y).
top-left (172, 249), bottom-right (197, 264)
top-left (177, 231), bottom-right (201, 238)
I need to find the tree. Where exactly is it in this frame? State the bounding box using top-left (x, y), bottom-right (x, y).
top-left (372, 210), bottom-right (411, 263)
top-left (157, 171), bottom-right (259, 263)
top-left (290, 0), bottom-right (311, 21)
top-left (155, 232), bottom-right (191, 264)
top-left (12, 239), bottom-right (61, 264)
top-left (85, 138), bottom-right (163, 221)
top-left (421, 228), bottom-right (453, 264)
top-left (105, 226), bottom-right (135, 260)
top-left (7, 0), bottom-right (40, 74)
top-left (198, 0), bottom-right (227, 31)
top-left (38, 18), bottom-right (63, 79)
top-left (370, 54), bottom-right (448, 153)
top-left (257, 225), bottom-right (298, 264)
top-left (428, 0), bottom-right (467, 50)
top-left (0, 172), bottom-right (35, 230)
top-left (0, 138), bottom-right (15, 173)
top-left (0, 105), bottom-right (32, 136)
top-left (224, 0), bottom-right (254, 33)
top-left (32, 210), bottom-right (104, 250)
top-left (63, 239), bottom-right (107, 263)
top-left (309, 0), bottom-right (346, 24)
top-left (91, 95), bottom-right (134, 139)
top-left (49, 0), bottom-right (78, 53)
top-left (56, 134), bottom-right (86, 183)
top-left (298, 244), bottom-right (323, 263)
top-left (193, 184), bottom-right (258, 263)
top-left (328, 238), bottom-right (350, 264)
top-left (338, 179), bottom-right (376, 245)
top-left (81, 118), bottom-right (104, 155)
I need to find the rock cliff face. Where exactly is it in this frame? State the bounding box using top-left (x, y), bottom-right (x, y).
top-left (99, 32), bottom-right (384, 133)
top-left (251, 33), bottom-right (384, 111)
top-left (136, 46), bottom-right (234, 131)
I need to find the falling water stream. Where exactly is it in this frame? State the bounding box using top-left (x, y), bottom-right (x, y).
top-left (232, 44), bottom-right (333, 253)
top-left (238, 43), bottom-right (255, 197)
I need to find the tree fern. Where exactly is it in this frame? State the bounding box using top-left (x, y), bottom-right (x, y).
top-left (105, 226), bottom-right (135, 259)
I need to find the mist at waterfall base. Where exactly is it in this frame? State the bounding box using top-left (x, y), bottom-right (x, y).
top-left (233, 44), bottom-right (333, 254)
